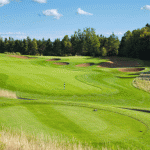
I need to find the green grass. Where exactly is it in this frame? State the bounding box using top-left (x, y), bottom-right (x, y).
top-left (0, 53), bottom-right (150, 149)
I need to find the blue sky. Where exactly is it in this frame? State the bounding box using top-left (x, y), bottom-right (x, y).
top-left (0, 0), bottom-right (150, 42)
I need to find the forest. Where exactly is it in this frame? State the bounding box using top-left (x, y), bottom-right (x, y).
top-left (0, 23), bottom-right (150, 60)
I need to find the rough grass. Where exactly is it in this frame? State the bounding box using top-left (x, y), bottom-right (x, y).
top-left (133, 78), bottom-right (150, 93)
top-left (0, 129), bottom-right (94, 150)
top-left (0, 125), bottom-right (128, 150)
top-left (0, 89), bottom-right (17, 99)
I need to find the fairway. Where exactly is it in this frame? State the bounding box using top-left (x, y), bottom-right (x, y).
top-left (0, 54), bottom-right (150, 149)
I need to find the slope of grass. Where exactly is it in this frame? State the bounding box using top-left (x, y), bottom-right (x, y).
top-left (0, 53), bottom-right (150, 149)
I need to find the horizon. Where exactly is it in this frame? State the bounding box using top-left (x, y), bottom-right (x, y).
top-left (0, 0), bottom-right (150, 42)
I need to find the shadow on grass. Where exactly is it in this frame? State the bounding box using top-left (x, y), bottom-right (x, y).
top-left (115, 76), bottom-right (136, 79)
top-left (142, 60), bottom-right (150, 67)
top-left (121, 107), bottom-right (150, 113)
top-left (128, 73), bottom-right (141, 75)
top-left (17, 97), bottom-right (37, 100)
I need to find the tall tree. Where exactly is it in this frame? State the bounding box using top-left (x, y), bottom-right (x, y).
top-left (70, 34), bottom-right (79, 56)
top-left (36, 39), bottom-right (43, 56)
top-left (90, 29), bottom-right (101, 56)
top-left (80, 27), bottom-right (100, 56)
top-left (145, 23), bottom-right (150, 28)
top-left (14, 40), bottom-right (21, 53)
top-left (76, 29), bottom-right (85, 55)
top-left (128, 29), bottom-right (141, 58)
top-left (61, 35), bottom-right (72, 56)
top-left (19, 40), bottom-right (24, 54)
top-left (139, 27), bottom-right (150, 60)
top-left (4, 38), bottom-right (9, 52)
top-left (44, 38), bottom-right (53, 56)
top-left (107, 33), bottom-right (120, 56)
top-left (0, 36), bottom-right (4, 53)
top-left (118, 30), bottom-right (132, 57)
top-left (30, 38), bottom-right (38, 55)
top-left (26, 36), bottom-right (32, 55)
top-left (53, 38), bottom-right (62, 56)
top-left (22, 39), bottom-right (28, 55)
top-left (7, 37), bottom-right (15, 52)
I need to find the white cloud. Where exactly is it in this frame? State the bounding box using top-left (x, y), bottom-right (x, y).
top-left (32, 0), bottom-right (47, 3)
top-left (0, 0), bottom-right (10, 7)
top-left (42, 9), bottom-right (63, 19)
top-left (0, 35), bottom-right (27, 40)
top-left (106, 32), bottom-right (125, 35)
top-left (141, 5), bottom-right (150, 11)
top-left (0, 0), bottom-right (21, 7)
top-left (0, 32), bottom-right (24, 35)
top-left (15, 35), bottom-right (27, 39)
top-left (77, 8), bottom-right (93, 15)
top-left (114, 32), bottom-right (125, 35)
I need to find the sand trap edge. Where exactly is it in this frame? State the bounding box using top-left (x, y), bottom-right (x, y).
top-left (118, 68), bottom-right (145, 72)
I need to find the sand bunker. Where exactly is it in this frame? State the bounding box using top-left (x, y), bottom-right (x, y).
top-left (118, 68), bottom-right (145, 72)
top-left (9, 55), bottom-right (37, 59)
top-left (0, 89), bottom-right (17, 99)
top-left (46, 58), bottom-right (61, 61)
top-left (53, 62), bottom-right (69, 65)
top-left (97, 59), bottom-right (140, 68)
top-left (76, 63), bottom-right (95, 67)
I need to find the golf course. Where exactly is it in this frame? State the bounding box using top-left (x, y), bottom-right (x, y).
top-left (0, 53), bottom-right (150, 150)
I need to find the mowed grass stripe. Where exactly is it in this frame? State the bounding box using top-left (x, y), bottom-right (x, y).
top-left (11, 103), bottom-right (147, 147)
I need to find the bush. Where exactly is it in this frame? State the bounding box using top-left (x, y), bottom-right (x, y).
top-left (4, 52), bottom-right (9, 54)
top-left (68, 53), bottom-right (72, 56)
top-left (15, 52), bottom-right (21, 55)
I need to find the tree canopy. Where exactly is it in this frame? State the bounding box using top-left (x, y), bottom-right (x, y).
top-left (0, 25), bottom-right (150, 60)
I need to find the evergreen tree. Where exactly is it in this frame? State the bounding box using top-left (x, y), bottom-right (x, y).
top-left (61, 35), bottom-right (72, 56)
top-left (0, 36), bottom-right (4, 53)
top-left (107, 32), bottom-right (120, 56)
top-left (70, 33), bottom-right (79, 55)
top-left (44, 38), bottom-right (53, 56)
top-left (30, 38), bottom-right (38, 55)
top-left (118, 30), bottom-right (132, 57)
top-left (145, 23), bottom-right (150, 27)
top-left (26, 36), bottom-right (32, 55)
top-left (53, 38), bottom-right (61, 56)
top-left (8, 37), bottom-right (15, 53)
top-left (22, 39), bottom-right (28, 55)
top-left (14, 40), bottom-right (21, 53)
top-left (4, 38), bottom-right (9, 52)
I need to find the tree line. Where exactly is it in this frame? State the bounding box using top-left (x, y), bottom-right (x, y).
top-left (118, 23), bottom-right (150, 60)
top-left (0, 25), bottom-right (150, 60)
top-left (0, 27), bottom-right (120, 57)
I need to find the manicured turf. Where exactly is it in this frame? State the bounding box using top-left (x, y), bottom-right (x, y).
top-left (0, 54), bottom-right (150, 149)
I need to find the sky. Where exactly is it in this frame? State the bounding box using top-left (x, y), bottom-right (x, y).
top-left (0, 0), bottom-right (150, 42)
